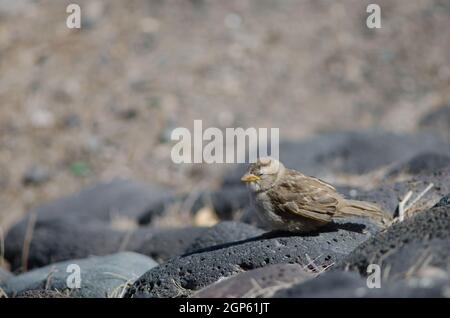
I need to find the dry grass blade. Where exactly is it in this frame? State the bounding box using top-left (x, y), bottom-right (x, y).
top-left (178, 187), bottom-right (203, 216)
top-left (107, 279), bottom-right (135, 298)
top-left (396, 183), bottom-right (434, 223)
top-left (398, 191), bottom-right (413, 222)
top-left (320, 262), bottom-right (335, 272)
top-left (118, 230), bottom-right (133, 252)
top-left (303, 254), bottom-right (322, 273)
top-left (404, 183), bottom-right (434, 217)
top-left (45, 267), bottom-right (58, 290)
top-left (242, 264), bottom-right (327, 298)
top-left (382, 264), bottom-right (392, 282)
top-left (0, 286), bottom-right (8, 298)
top-left (103, 271), bottom-right (133, 281)
top-left (21, 212), bottom-right (37, 272)
top-left (103, 272), bottom-right (139, 298)
top-left (237, 256), bottom-right (333, 298)
top-left (242, 278), bottom-right (292, 298)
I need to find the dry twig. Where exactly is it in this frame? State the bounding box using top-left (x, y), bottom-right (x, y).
top-left (396, 183), bottom-right (434, 222)
top-left (21, 213), bottom-right (37, 272)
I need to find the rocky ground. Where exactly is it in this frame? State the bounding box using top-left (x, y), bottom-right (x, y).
top-left (1, 0), bottom-right (450, 298)
top-left (1, 126), bottom-right (450, 298)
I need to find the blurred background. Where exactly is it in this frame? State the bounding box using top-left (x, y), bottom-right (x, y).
top-left (1, 0), bottom-right (450, 230)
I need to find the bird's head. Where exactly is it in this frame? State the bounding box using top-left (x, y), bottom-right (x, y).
top-left (241, 157), bottom-right (285, 192)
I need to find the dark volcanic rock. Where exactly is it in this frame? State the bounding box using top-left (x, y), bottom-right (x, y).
top-left (273, 270), bottom-right (450, 298)
top-left (3, 252), bottom-right (157, 298)
top-left (5, 218), bottom-right (262, 271)
top-left (310, 132), bottom-right (450, 175)
top-left (353, 167), bottom-right (450, 214)
top-left (130, 227), bottom-right (207, 263)
top-left (371, 278), bottom-right (450, 297)
top-left (193, 264), bottom-right (314, 298)
top-left (5, 217), bottom-right (201, 270)
top-left (274, 271), bottom-right (365, 297)
top-left (15, 290), bottom-right (71, 298)
top-left (386, 152), bottom-right (450, 179)
top-left (5, 179), bottom-right (178, 271)
top-left (337, 206), bottom-right (450, 281)
top-left (434, 194), bottom-right (450, 207)
top-left (5, 218), bottom-right (127, 271)
top-left (25, 178), bottom-right (172, 223)
top-left (130, 223), bottom-right (260, 263)
top-left (125, 219), bottom-right (379, 298)
top-left (184, 221), bottom-right (264, 254)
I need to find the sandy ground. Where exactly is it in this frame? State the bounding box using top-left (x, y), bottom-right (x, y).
top-left (0, 0), bottom-right (450, 230)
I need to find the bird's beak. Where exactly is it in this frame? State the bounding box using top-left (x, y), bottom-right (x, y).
top-left (241, 173), bottom-right (260, 183)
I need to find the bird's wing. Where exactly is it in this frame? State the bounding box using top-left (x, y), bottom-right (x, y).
top-left (269, 171), bottom-right (341, 223)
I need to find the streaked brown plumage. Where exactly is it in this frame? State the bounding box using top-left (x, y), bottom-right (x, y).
top-left (241, 157), bottom-right (392, 233)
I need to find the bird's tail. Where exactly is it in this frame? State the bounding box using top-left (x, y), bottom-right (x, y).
top-left (339, 200), bottom-right (392, 227)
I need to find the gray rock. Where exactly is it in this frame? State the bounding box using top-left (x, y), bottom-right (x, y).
top-left (22, 166), bottom-right (51, 186)
top-left (336, 206), bottom-right (450, 281)
top-left (5, 219), bottom-right (261, 270)
top-left (5, 178), bottom-right (175, 270)
top-left (184, 221), bottom-right (264, 254)
top-left (370, 278), bottom-right (450, 298)
top-left (5, 218), bottom-right (127, 271)
top-left (132, 222), bottom-right (263, 263)
top-left (274, 271), bottom-right (365, 297)
top-left (352, 167), bottom-right (450, 214)
top-left (5, 217), bottom-right (200, 270)
top-left (126, 219), bottom-right (379, 298)
top-left (22, 178), bottom-right (172, 223)
top-left (15, 290), bottom-right (71, 298)
top-left (3, 252), bottom-right (157, 298)
top-left (273, 270), bottom-right (450, 298)
top-left (129, 226), bottom-right (207, 263)
top-left (385, 152), bottom-right (450, 180)
top-left (193, 264), bottom-right (314, 298)
top-left (306, 132), bottom-right (449, 175)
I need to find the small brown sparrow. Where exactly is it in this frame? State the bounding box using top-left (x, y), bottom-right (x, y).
top-left (241, 157), bottom-right (392, 233)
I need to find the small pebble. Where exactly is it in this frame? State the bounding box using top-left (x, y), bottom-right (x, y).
top-left (29, 109), bottom-right (55, 129)
top-left (22, 166), bottom-right (51, 186)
